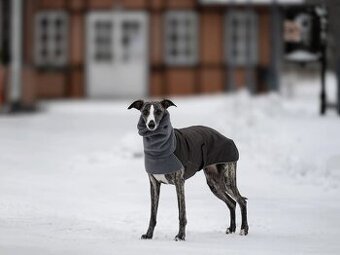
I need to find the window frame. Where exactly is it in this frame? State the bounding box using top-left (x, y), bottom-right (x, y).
top-left (225, 10), bottom-right (258, 67)
top-left (164, 10), bottom-right (199, 66)
top-left (93, 19), bottom-right (114, 63)
top-left (34, 11), bottom-right (69, 68)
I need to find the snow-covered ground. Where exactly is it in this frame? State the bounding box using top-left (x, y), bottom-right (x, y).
top-left (1, 75), bottom-right (340, 254)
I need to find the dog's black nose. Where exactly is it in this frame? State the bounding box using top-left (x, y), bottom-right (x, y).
top-left (148, 120), bottom-right (155, 129)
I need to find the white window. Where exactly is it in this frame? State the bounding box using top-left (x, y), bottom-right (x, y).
top-left (165, 11), bottom-right (198, 66)
top-left (226, 10), bottom-right (258, 66)
top-left (35, 11), bottom-right (68, 67)
top-left (93, 20), bottom-right (113, 62)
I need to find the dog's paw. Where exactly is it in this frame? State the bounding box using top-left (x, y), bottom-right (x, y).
top-left (226, 226), bottom-right (236, 234)
top-left (141, 234), bottom-right (152, 239)
top-left (240, 226), bottom-right (249, 236)
top-left (174, 234), bottom-right (185, 241)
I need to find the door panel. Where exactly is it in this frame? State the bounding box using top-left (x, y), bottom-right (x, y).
top-left (86, 11), bottom-right (148, 98)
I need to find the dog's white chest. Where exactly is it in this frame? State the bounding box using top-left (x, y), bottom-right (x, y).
top-left (152, 174), bottom-right (169, 184)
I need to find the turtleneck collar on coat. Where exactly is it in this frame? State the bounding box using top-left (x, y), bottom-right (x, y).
top-left (137, 110), bottom-right (183, 174)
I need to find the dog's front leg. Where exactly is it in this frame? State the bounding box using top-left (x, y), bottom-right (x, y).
top-left (174, 171), bottom-right (187, 241)
top-left (141, 174), bottom-right (160, 239)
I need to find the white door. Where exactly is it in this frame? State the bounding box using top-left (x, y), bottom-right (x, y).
top-left (86, 12), bottom-right (148, 98)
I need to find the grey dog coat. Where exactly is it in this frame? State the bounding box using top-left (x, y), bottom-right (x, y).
top-left (138, 111), bottom-right (239, 179)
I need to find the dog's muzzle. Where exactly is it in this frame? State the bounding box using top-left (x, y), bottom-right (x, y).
top-left (147, 120), bottom-right (156, 130)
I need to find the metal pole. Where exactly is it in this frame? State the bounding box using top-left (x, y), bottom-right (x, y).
top-left (337, 58), bottom-right (340, 115)
top-left (8, 0), bottom-right (22, 107)
top-left (0, 0), bottom-right (2, 48)
top-left (318, 2), bottom-right (328, 115)
top-left (320, 45), bottom-right (326, 115)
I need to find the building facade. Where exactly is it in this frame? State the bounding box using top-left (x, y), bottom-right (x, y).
top-left (0, 0), bottom-right (305, 110)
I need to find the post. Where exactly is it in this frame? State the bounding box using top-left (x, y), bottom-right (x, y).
top-left (337, 58), bottom-right (340, 115)
top-left (0, 0), bottom-right (2, 46)
top-left (320, 45), bottom-right (326, 115)
top-left (8, 0), bottom-right (23, 108)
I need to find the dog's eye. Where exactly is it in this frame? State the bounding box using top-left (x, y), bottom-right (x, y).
top-left (155, 110), bottom-right (162, 115)
top-left (142, 110), bottom-right (149, 115)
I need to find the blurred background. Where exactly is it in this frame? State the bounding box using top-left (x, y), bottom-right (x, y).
top-left (1, 1), bottom-right (340, 254)
top-left (0, 0), bottom-right (339, 113)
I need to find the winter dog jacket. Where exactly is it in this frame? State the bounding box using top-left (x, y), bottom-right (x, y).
top-left (138, 111), bottom-right (239, 179)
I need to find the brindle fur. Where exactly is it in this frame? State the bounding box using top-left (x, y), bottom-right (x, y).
top-left (204, 162), bottom-right (248, 235)
top-left (141, 162), bottom-right (248, 240)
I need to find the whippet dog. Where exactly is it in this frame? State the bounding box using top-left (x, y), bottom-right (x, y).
top-left (128, 99), bottom-right (248, 241)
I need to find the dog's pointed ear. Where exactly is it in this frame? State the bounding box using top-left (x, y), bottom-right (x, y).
top-left (128, 100), bottom-right (144, 110)
top-left (160, 99), bottom-right (176, 109)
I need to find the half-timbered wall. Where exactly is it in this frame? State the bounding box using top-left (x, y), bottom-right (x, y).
top-left (22, 0), bottom-right (272, 100)
top-left (200, 10), bottom-right (224, 93)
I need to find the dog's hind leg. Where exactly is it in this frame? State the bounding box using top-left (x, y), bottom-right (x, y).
top-left (174, 170), bottom-right (187, 241)
top-left (203, 164), bottom-right (237, 234)
top-left (223, 162), bottom-right (249, 236)
top-left (141, 174), bottom-right (161, 239)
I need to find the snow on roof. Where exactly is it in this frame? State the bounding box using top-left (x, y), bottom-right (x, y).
top-left (200, 0), bottom-right (305, 5)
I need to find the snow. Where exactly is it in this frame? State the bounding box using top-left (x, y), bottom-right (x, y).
top-left (1, 74), bottom-right (340, 254)
top-left (285, 50), bottom-right (321, 62)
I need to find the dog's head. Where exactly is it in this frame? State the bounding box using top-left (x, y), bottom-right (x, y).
top-left (128, 99), bottom-right (176, 131)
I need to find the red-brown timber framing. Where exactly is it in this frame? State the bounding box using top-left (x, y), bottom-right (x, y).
top-left (22, 0), bottom-right (272, 100)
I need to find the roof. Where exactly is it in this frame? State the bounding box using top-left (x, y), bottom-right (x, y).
top-left (200, 0), bottom-right (305, 5)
